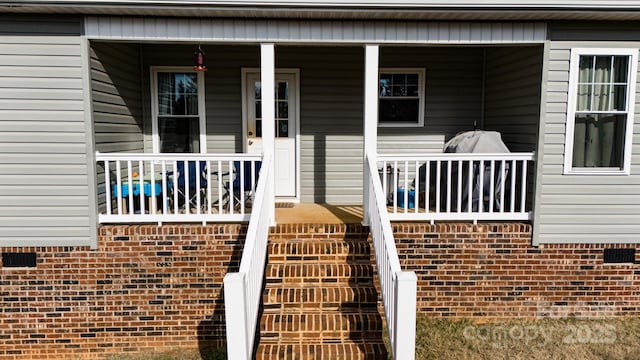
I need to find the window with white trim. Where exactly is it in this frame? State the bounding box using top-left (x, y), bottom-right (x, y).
top-left (565, 49), bottom-right (638, 174)
top-left (378, 69), bottom-right (425, 127)
top-left (151, 68), bottom-right (206, 153)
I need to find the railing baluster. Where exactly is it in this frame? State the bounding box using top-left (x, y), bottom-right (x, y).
top-left (467, 160), bottom-right (472, 213)
top-left (150, 160), bottom-right (156, 215)
top-left (127, 160), bottom-right (133, 215)
top-left (104, 160), bottom-right (111, 216)
top-left (457, 161), bottom-right (462, 213)
top-left (435, 160), bottom-right (441, 213)
top-left (206, 160), bottom-right (212, 215)
top-left (240, 159), bottom-right (245, 215)
top-left (228, 160), bottom-right (234, 214)
top-left (115, 160), bottom-right (122, 215)
top-left (161, 161), bottom-right (167, 214)
top-left (425, 160), bottom-right (430, 213)
top-left (414, 160), bottom-right (420, 213)
top-left (500, 160), bottom-right (505, 213)
top-left (489, 160), bottom-right (495, 213)
top-left (403, 161), bottom-right (409, 213)
top-left (195, 160), bottom-right (201, 215)
top-left (392, 160), bottom-right (398, 213)
top-left (478, 160), bottom-right (484, 214)
top-left (184, 160), bottom-right (190, 215)
top-left (446, 160), bottom-right (451, 213)
top-left (217, 160), bottom-right (223, 215)
top-left (520, 160), bottom-right (528, 213)
top-left (173, 160), bottom-right (178, 215)
top-left (139, 160), bottom-right (145, 215)
top-left (510, 159), bottom-right (516, 212)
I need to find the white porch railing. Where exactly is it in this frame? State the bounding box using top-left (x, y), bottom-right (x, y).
top-left (366, 153), bottom-right (417, 360)
top-left (223, 153), bottom-right (273, 360)
top-left (378, 152), bottom-right (535, 222)
top-left (95, 152), bottom-right (262, 224)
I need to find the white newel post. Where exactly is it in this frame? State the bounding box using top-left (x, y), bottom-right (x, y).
top-left (394, 271), bottom-right (417, 360)
top-left (224, 272), bottom-right (250, 360)
top-left (261, 43), bottom-right (276, 225)
top-left (363, 44), bottom-right (379, 226)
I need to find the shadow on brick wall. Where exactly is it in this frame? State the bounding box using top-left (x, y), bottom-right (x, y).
top-left (197, 235), bottom-right (245, 359)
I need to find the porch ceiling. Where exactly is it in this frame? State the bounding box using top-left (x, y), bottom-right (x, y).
top-left (4, 1), bottom-right (640, 21)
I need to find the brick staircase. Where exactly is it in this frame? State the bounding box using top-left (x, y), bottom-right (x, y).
top-left (255, 224), bottom-right (388, 360)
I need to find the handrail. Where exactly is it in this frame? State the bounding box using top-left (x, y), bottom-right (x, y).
top-left (366, 152), bottom-right (417, 360)
top-left (223, 153), bottom-right (273, 360)
top-left (378, 152), bottom-right (535, 222)
top-left (95, 152), bottom-right (262, 224)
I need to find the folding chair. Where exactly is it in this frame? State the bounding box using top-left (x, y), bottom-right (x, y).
top-left (221, 160), bottom-right (262, 211)
top-left (174, 160), bottom-right (208, 212)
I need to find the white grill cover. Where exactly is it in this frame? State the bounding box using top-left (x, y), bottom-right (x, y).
top-left (444, 130), bottom-right (509, 154)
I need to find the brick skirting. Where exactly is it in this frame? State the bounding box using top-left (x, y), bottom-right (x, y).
top-left (0, 224), bottom-right (246, 359)
top-left (394, 223), bottom-right (640, 319)
top-left (0, 222), bottom-right (639, 359)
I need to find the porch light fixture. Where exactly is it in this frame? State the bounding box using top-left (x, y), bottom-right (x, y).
top-left (193, 45), bottom-right (207, 72)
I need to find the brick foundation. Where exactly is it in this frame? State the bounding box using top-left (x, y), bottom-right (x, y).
top-left (0, 224), bottom-right (246, 359)
top-left (1, 222), bottom-right (639, 359)
top-left (394, 222), bottom-right (640, 319)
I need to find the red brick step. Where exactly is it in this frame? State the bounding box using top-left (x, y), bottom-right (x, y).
top-left (255, 226), bottom-right (388, 359)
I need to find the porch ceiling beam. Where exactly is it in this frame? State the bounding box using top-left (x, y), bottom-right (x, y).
top-left (84, 17), bottom-right (548, 44)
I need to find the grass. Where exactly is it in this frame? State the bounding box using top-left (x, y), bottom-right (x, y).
top-left (103, 347), bottom-right (226, 360)
top-left (100, 317), bottom-right (640, 360)
top-left (414, 316), bottom-right (640, 360)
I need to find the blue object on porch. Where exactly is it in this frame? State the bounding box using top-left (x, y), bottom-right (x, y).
top-left (112, 180), bottom-right (164, 197)
top-left (233, 160), bottom-right (262, 190)
top-left (397, 188), bottom-right (415, 208)
top-left (220, 160), bottom-right (262, 209)
top-left (176, 160), bottom-right (208, 209)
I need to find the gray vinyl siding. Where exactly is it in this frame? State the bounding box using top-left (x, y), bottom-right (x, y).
top-left (279, 47), bottom-right (365, 203)
top-left (378, 47), bottom-right (484, 153)
top-left (141, 44), bottom-right (257, 154)
top-left (0, 16), bottom-right (93, 246)
top-left (137, 45), bottom-right (486, 204)
top-left (91, 42), bottom-right (143, 154)
top-left (90, 42), bottom-right (144, 213)
top-left (484, 46), bottom-right (542, 152)
top-left (86, 17), bottom-right (547, 45)
top-left (535, 37), bottom-right (640, 244)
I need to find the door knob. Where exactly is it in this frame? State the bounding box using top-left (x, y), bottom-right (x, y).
top-left (248, 131), bottom-right (253, 136)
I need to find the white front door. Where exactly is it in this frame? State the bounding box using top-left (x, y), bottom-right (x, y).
top-left (244, 71), bottom-right (298, 199)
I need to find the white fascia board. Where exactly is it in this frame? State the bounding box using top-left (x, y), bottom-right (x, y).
top-left (5, 0), bottom-right (640, 9)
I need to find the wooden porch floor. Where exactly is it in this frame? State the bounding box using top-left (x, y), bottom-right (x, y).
top-left (275, 203), bottom-right (363, 224)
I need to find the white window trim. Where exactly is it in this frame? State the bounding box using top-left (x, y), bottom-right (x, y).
top-left (378, 68), bottom-right (425, 128)
top-left (564, 48), bottom-right (638, 175)
top-left (150, 66), bottom-right (207, 154)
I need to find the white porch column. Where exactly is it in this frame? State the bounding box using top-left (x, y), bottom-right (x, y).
top-left (261, 43), bottom-right (276, 225)
top-left (363, 44), bottom-right (379, 226)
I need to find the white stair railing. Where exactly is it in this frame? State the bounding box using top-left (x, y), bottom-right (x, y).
top-left (223, 153), bottom-right (273, 360)
top-left (378, 152), bottom-right (535, 222)
top-left (366, 153), bottom-right (417, 360)
top-left (95, 152), bottom-right (262, 224)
